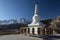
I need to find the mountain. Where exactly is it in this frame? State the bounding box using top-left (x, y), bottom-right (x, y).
top-left (20, 18), bottom-right (31, 24)
top-left (0, 18), bottom-right (31, 25)
top-left (0, 19), bottom-right (17, 25)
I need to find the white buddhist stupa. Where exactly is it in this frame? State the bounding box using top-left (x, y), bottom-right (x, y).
top-left (28, 0), bottom-right (44, 36)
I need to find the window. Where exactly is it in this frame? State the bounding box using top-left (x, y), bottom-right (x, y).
top-left (37, 28), bottom-right (40, 35)
top-left (32, 28), bottom-right (34, 34)
top-left (28, 28), bottom-right (30, 34)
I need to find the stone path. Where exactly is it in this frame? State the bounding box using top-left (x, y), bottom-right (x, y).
top-left (0, 34), bottom-right (42, 40)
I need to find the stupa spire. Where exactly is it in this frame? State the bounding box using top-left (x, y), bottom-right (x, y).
top-left (34, 0), bottom-right (39, 14)
top-left (28, 0), bottom-right (44, 26)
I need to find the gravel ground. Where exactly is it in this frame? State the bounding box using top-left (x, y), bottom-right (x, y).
top-left (0, 34), bottom-right (42, 40)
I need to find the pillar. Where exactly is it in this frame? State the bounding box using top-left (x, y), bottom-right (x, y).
top-left (30, 28), bottom-right (32, 35)
top-left (53, 28), bottom-right (55, 35)
top-left (45, 28), bottom-right (47, 35)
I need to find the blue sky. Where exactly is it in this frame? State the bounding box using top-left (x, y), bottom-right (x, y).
top-left (0, 0), bottom-right (60, 20)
